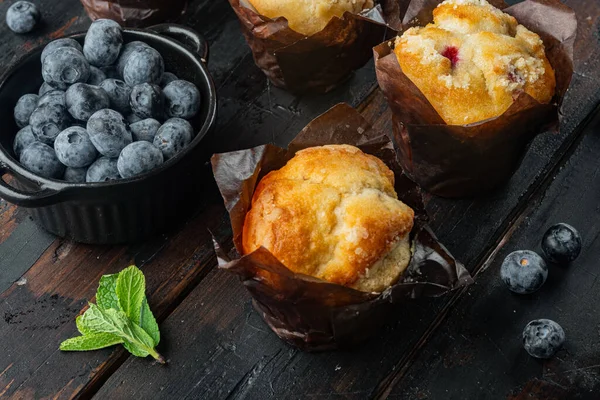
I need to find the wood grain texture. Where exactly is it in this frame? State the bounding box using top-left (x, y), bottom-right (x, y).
top-left (0, 217), bottom-right (55, 293)
top-left (0, 189), bottom-right (232, 399)
top-left (388, 109), bottom-right (600, 400)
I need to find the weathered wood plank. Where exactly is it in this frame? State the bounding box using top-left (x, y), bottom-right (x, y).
top-left (387, 109), bottom-right (600, 400)
top-left (0, 200), bottom-right (19, 245)
top-left (92, 1), bottom-right (600, 397)
top-left (0, 217), bottom-right (55, 293)
top-left (0, 189), bottom-right (232, 399)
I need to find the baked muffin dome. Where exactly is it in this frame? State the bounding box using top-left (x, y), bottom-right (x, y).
top-left (247, 0), bottom-right (374, 36)
top-left (394, 0), bottom-right (556, 125)
top-left (242, 145), bottom-right (415, 293)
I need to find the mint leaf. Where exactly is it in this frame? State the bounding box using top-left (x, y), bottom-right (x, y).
top-left (61, 265), bottom-right (164, 364)
top-left (110, 308), bottom-right (164, 362)
top-left (121, 322), bottom-right (159, 358)
top-left (140, 297), bottom-right (160, 346)
top-left (79, 303), bottom-right (126, 336)
top-left (77, 303), bottom-right (164, 363)
top-left (76, 315), bottom-right (93, 335)
top-left (60, 333), bottom-right (123, 351)
top-left (96, 274), bottom-right (119, 310)
top-left (116, 266), bottom-right (145, 325)
top-left (123, 341), bottom-right (150, 358)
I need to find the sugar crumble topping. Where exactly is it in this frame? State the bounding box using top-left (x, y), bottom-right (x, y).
top-left (399, 0), bottom-right (548, 95)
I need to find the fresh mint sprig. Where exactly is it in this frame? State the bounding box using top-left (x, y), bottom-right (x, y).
top-left (60, 266), bottom-right (164, 364)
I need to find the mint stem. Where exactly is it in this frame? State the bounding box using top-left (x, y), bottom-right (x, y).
top-left (148, 348), bottom-right (166, 365)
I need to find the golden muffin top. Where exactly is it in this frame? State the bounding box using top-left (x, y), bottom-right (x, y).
top-left (247, 0), bottom-right (374, 35)
top-left (242, 145), bottom-right (415, 292)
top-left (394, 0), bottom-right (556, 125)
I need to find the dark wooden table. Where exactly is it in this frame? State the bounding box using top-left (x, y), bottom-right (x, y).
top-left (1, 0), bottom-right (599, 399)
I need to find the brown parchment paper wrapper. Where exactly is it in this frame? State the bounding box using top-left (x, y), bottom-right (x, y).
top-left (211, 103), bottom-right (472, 351)
top-left (374, 0), bottom-right (576, 198)
top-left (228, 0), bottom-right (399, 93)
top-left (80, 0), bottom-right (188, 27)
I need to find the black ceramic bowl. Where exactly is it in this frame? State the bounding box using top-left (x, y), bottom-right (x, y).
top-left (0, 24), bottom-right (217, 244)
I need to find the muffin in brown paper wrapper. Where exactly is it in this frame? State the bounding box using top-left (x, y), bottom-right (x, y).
top-left (228, 0), bottom-right (400, 93)
top-left (80, 0), bottom-right (188, 27)
top-left (211, 103), bottom-right (472, 351)
top-left (374, 0), bottom-right (576, 198)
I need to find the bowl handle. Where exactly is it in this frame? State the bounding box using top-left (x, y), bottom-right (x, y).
top-left (149, 23), bottom-right (209, 63)
top-left (0, 166), bottom-right (66, 207)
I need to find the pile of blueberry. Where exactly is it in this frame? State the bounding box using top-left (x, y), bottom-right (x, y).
top-left (12, 19), bottom-right (201, 183)
top-left (499, 223), bottom-right (581, 359)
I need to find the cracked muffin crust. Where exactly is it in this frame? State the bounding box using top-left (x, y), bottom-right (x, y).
top-left (394, 0), bottom-right (556, 125)
top-left (247, 0), bottom-right (374, 36)
top-left (242, 145), bottom-right (415, 293)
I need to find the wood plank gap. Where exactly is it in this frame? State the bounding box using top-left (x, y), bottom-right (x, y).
top-left (371, 101), bottom-right (600, 400)
top-left (355, 83), bottom-right (380, 113)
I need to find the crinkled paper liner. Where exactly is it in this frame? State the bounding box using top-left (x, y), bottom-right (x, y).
top-left (80, 0), bottom-right (188, 27)
top-left (228, 0), bottom-right (399, 93)
top-left (374, 0), bottom-right (576, 197)
top-left (211, 103), bottom-right (472, 351)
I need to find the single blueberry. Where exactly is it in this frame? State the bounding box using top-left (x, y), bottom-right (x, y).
top-left (6, 1), bottom-right (40, 34)
top-left (88, 66), bottom-right (107, 86)
top-left (87, 109), bottom-right (132, 158)
top-left (99, 78), bottom-right (131, 114)
top-left (523, 319), bottom-right (565, 359)
top-left (66, 83), bottom-right (110, 121)
top-left (83, 19), bottom-right (123, 67)
top-left (41, 38), bottom-right (83, 64)
top-left (123, 46), bottom-right (164, 86)
top-left (117, 141), bottom-right (164, 179)
top-left (42, 47), bottom-right (90, 90)
top-left (130, 83), bottom-right (164, 119)
top-left (160, 72), bottom-right (178, 88)
top-left (19, 141), bottom-right (65, 179)
top-left (54, 126), bottom-right (98, 168)
top-left (63, 166), bottom-right (88, 183)
top-left (116, 41), bottom-right (150, 77)
top-left (37, 89), bottom-right (66, 108)
top-left (29, 103), bottom-right (72, 145)
top-left (14, 93), bottom-right (39, 128)
top-left (126, 113), bottom-right (142, 124)
top-left (153, 118), bottom-right (193, 160)
top-left (130, 118), bottom-right (160, 142)
top-left (86, 156), bottom-right (120, 183)
top-left (38, 82), bottom-right (56, 96)
top-left (13, 125), bottom-right (36, 158)
top-left (500, 250), bottom-right (548, 294)
top-left (542, 223), bottom-right (582, 264)
top-left (163, 80), bottom-right (201, 119)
